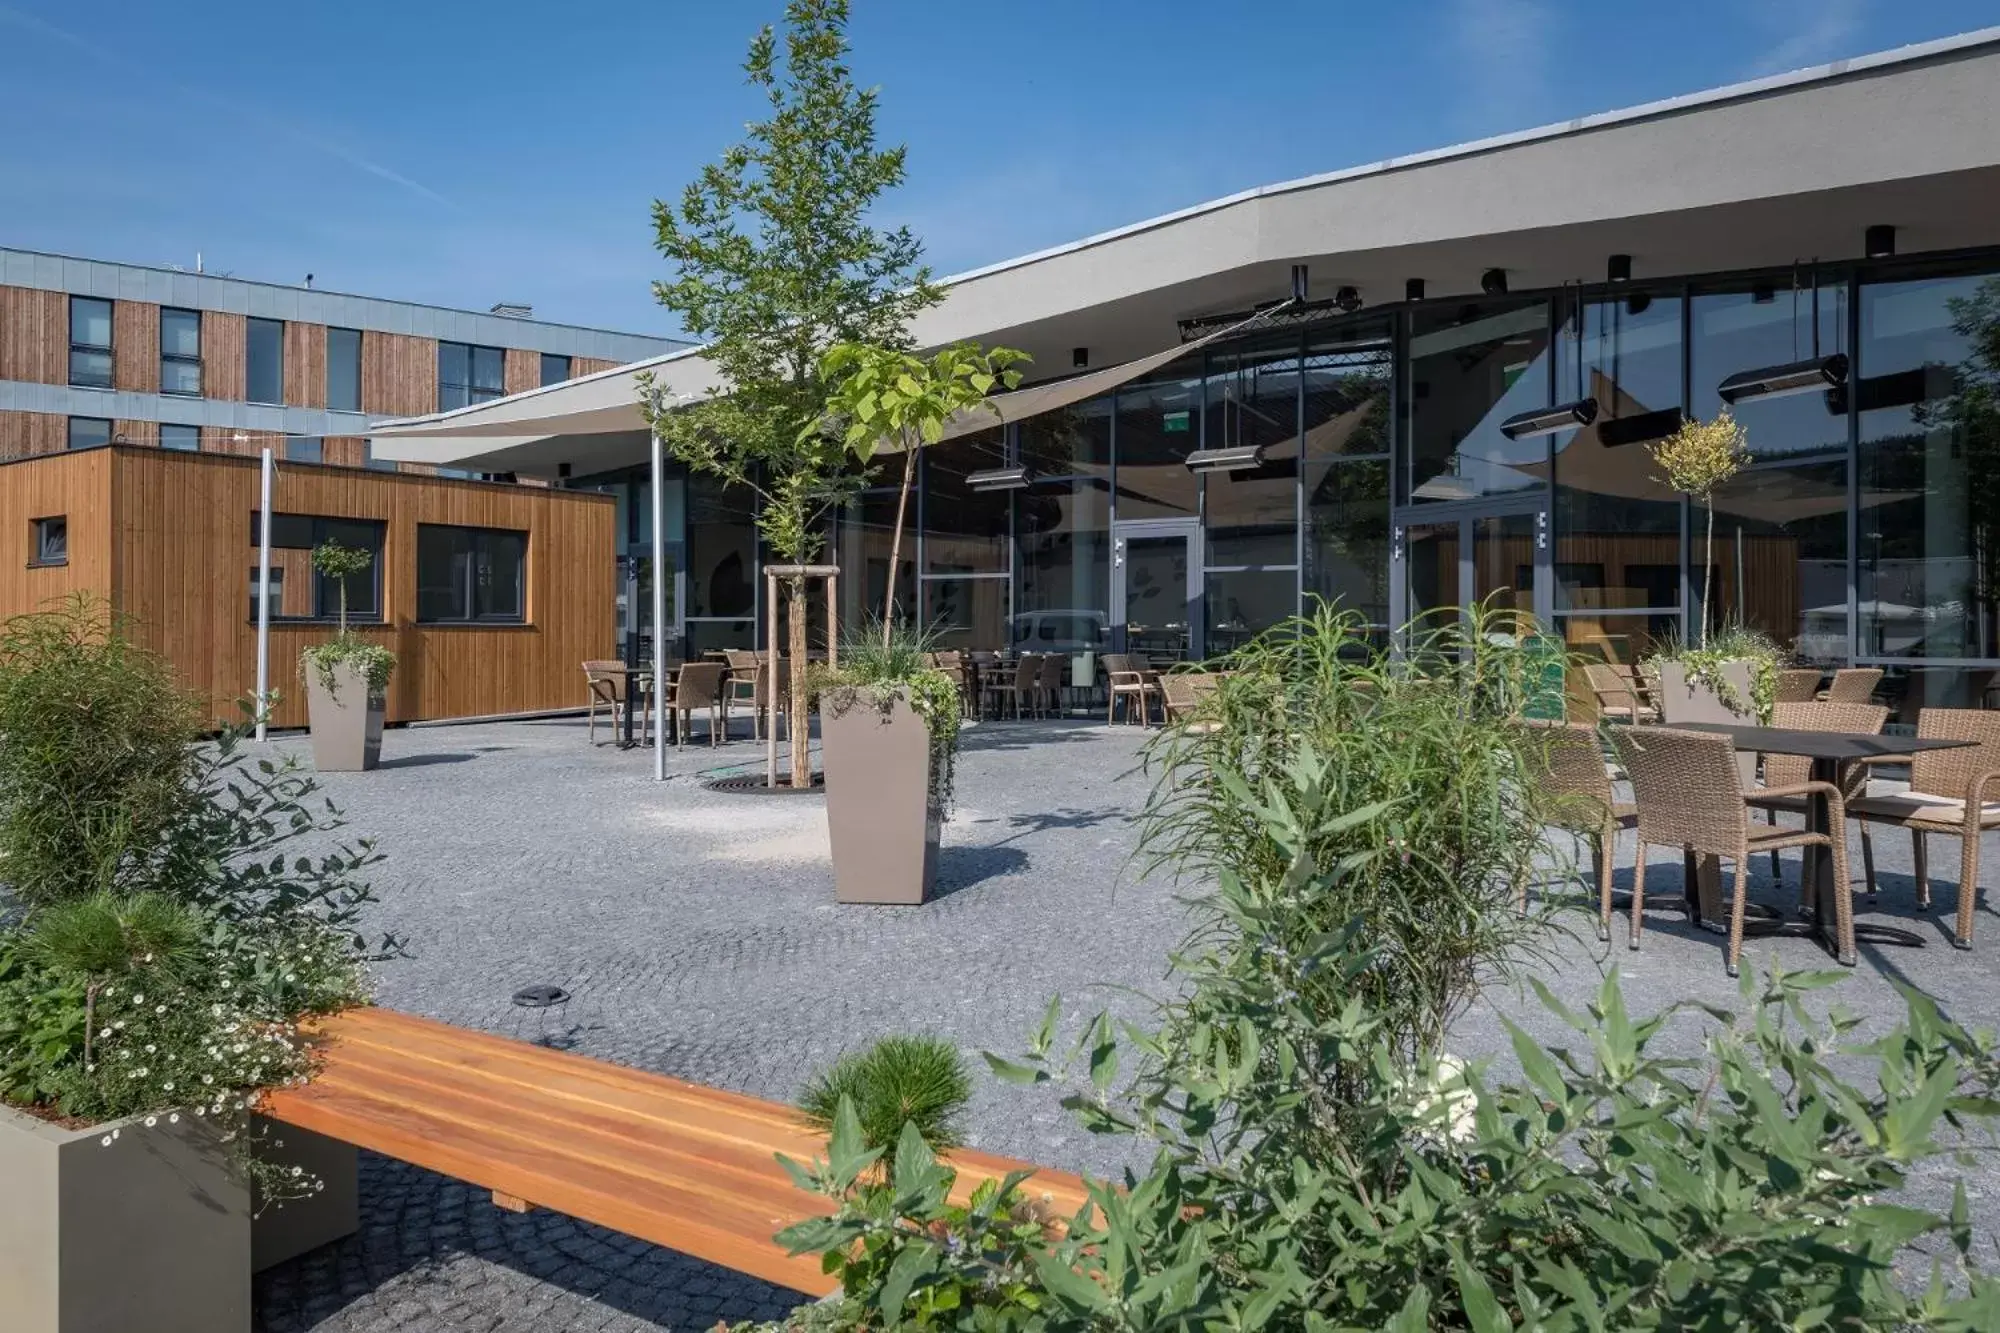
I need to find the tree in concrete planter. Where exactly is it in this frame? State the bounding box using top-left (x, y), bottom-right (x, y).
top-left (1650, 409), bottom-right (1748, 649)
top-left (639, 0), bottom-right (940, 790)
top-left (814, 341), bottom-right (1028, 647)
top-left (299, 541), bottom-right (393, 699)
top-left (300, 541), bottom-right (393, 772)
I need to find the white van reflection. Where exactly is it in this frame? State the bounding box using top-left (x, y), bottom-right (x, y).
top-left (1009, 611), bottom-right (1110, 653)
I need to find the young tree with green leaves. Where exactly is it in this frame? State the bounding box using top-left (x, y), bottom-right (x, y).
top-left (1650, 409), bottom-right (1749, 648)
top-left (815, 341), bottom-right (1028, 645)
top-left (639, 0), bottom-right (940, 788)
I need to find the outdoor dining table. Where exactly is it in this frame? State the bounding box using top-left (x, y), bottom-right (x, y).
top-left (1666, 722), bottom-right (1975, 963)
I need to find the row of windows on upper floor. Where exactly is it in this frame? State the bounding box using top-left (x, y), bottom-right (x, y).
top-left (64, 297), bottom-right (572, 412)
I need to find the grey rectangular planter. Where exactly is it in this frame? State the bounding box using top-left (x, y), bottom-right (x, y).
top-left (305, 659), bottom-right (384, 771)
top-left (822, 691), bottom-right (940, 905)
top-left (0, 1104), bottom-right (358, 1333)
top-left (1655, 659), bottom-right (1759, 784)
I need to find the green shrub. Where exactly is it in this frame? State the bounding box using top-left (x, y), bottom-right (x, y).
top-left (0, 598), bottom-right (203, 907)
top-left (1644, 621), bottom-right (1784, 721)
top-left (799, 1035), bottom-right (972, 1152)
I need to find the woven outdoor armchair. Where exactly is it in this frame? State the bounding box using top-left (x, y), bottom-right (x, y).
top-left (1817, 666), bottom-right (1884, 703)
top-left (1846, 707), bottom-right (2000, 950)
top-left (1613, 725), bottom-right (1852, 975)
top-left (1524, 721), bottom-right (1636, 940)
top-left (1774, 668), bottom-right (1825, 703)
top-left (1745, 700), bottom-right (1888, 895)
top-left (1583, 662), bottom-right (1660, 724)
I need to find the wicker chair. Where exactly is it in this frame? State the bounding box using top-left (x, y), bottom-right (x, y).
top-left (663, 661), bottom-right (727, 748)
top-left (1746, 700), bottom-right (1888, 892)
top-left (1818, 667), bottom-right (1884, 703)
top-left (1775, 668), bottom-right (1824, 703)
top-left (1583, 663), bottom-right (1659, 724)
top-left (1037, 652), bottom-right (1066, 718)
top-left (987, 655), bottom-right (1041, 719)
top-left (1104, 653), bottom-right (1160, 726)
top-left (583, 660), bottom-right (648, 746)
top-left (722, 649), bottom-right (767, 739)
top-left (1525, 722), bottom-right (1636, 939)
top-left (1159, 672), bottom-right (1222, 733)
top-left (1612, 725), bottom-right (1851, 974)
top-left (1848, 708), bottom-right (2000, 950)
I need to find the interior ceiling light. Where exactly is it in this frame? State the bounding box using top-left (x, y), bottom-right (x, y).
top-left (1865, 224), bottom-right (1896, 259)
top-left (965, 465), bottom-right (1032, 491)
top-left (1184, 445), bottom-right (1265, 474)
top-left (1717, 262), bottom-right (1849, 405)
top-left (1607, 254), bottom-right (1632, 283)
top-left (1500, 280), bottom-right (1597, 439)
top-left (1411, 471), bottom-right (1480, 502)
top-left (1405, 278), bottom-right (1426, 303)
top-left (1334, 285), bottom-right (1362, 313)
top-left (1481, 268), bottom-right (1508, 295)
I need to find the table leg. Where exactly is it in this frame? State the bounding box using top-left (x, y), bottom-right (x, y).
top-left (621, 670), bottom-right (637, 748)
top-left (1805, 761), bottom-right (1848, 963)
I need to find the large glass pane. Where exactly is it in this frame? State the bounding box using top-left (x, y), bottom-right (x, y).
top-left (687, 620), bottom-right (756, 656)
top-left (160, 424), bottom-right (199, 453)
top-left (1302, 333), bottom-right (1392, 460)
top-left (68, 349), bottom-right (112, 388)
top-left (1114, 361), bottom-right (1202, 519)
top-left (1856, 270), bottom-right (2000, 661)
top-left (1121, 533), bottom-right (1192, 660)
top-left (832, 490), bottom-right (914, 631)
top-left (1471, 513), bottom-right (1536, 616)
top-left (474, 531), bottom-right (525, 619)
top-left (416, 526), bottom-right (469, 621)
top-left (472, 345), bottom-right (505, 401)
top-left (922, 577), bottom-right (1007, 651)
top-left (1877, 665), bottom-right (2000, 726)
top-left (1206, 568), bottom-right (1294, 656)
top-left (1020, 396), bottom-right (1111, 475)
top-left (316, 519), bottom-right (382, 621)
top-left (1016, 477), bottom-right (1110, 651)
top-left (1202, 344), bottom-right (1300, 565)
top-left (1404, 521), bottom-right (1459, 628)
top-left (70, 297), bottom-right (111, 348)
top-left (1408, 299), bottom-right (1551, 502)
top-left (437, 342), bottom-right (470, 411)
top-left (540, 353), bottom-right (571, 387)
top-left (67, 417), bottom-right (111, 450)
top-left (922, 432), bottom-right (1009, 573)
top-left (328, 328), bottom-right (362, 411)
top-left (246, 318), bottom-right (283, 404)
top-left (160, 308), bottom-right (200, 358)
top-left (1694, 461), bottom-right (1847, 662)
top-left (1557, 612), bottom-right (1678, 666)
top-left (688, 478), bottom-right (758, 618)
top-left (1692, 280), bottom-right (1849, 464)
top-left (1305, 458), bottom-right (1390, 626)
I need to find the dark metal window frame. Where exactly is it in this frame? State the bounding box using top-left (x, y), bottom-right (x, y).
top-left (160, 307), bottom-right (203, 398)
top-left (68, 296), bottom-right (113, 389)
top-left (540, 352), bottom-right (572, 387)
top-left (245, 316), bottom-right (285, 405)
top-left (437, 341), bottom-right (507, 412)
top-left (245, 511), bottom-right (387, 624)
top-left (415, 523), bottom-right (529, 624)
top-left (29, 515), bottom-right (68, 568)
top-left (327, 327), bottom-right (363, 411)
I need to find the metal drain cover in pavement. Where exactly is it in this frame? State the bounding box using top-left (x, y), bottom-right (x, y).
top-left (512, 985), bottom-right (570, 1008)
top-left (705, 772), bottom-right (824, 795)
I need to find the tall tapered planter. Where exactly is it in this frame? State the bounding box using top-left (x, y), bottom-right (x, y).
top-left (305, 660), bottom-right (383, 772)
top-left (1656, 660), bottom-right (1758, 784)
top-left (821, 689), bottom-right (940, 905)
top-left (0, 1104), bottom-right (357, 1333)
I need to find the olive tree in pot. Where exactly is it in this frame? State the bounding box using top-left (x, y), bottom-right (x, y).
top-left (300, 541), bottom-right (393, 772)
top-left (0, 601), bottom-right (387, 1333)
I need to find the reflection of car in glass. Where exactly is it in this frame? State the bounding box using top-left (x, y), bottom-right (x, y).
top-left (1009, 611), bottom-right (1109, 653)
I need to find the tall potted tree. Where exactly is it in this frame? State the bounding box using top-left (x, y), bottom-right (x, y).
top-left (638, 0), bottom-right (940, 791)
top-left (809, 341), bottom-right (1023, 904)
top-left (300, 541), bottom-right (393, 772)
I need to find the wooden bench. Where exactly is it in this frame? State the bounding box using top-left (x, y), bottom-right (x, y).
top-left (258, 1007), bottom-right (1092, 1294)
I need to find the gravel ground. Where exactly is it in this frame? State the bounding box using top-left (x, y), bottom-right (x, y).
top-left (249, 712), bottom-right (2000, 1332)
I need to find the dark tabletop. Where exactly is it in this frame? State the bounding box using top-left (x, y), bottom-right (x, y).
top-left (1668, 722), bottom-right (1974, 761)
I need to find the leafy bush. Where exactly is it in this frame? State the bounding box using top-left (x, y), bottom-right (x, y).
top-left (818, 619), bottom-right (961, 811)
top-left (300, 636), bottom-right (395, 699)
top-left (799, 1034), bottom-right (972, 1152)
top-left (1644, 621), bottom-right (1784, 721)
top-left (0, 598), bottom-right (204, 907)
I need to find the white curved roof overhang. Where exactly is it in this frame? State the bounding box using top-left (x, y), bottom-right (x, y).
top-left (372, 27), bottom-right (2000, 474)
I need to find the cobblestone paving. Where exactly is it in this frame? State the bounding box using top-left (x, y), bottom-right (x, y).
top-left (250, 713), bottom-right (2000, 1331)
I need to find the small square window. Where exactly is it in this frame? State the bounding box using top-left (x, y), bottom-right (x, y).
top-left (160, 424), bottom-right (200, 452)
top-left (31, 516), bottom-right (68, 567)
top-left (67, 417), bottom-right (112, 450)
top-left (540, 352), bottom-right (572, 387)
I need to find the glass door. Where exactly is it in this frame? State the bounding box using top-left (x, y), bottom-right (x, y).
top-left (1391, 499), bottom-right (1551, 643)
top-left (1113, 520), bottom-right (1200, 661)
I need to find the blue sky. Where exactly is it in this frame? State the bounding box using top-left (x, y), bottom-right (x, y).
top-left (2, 1), bottom-right (1996, 336)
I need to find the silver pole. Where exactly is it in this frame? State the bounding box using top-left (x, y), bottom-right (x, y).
top-left (651, 431), bottom-right (667, 782)
top-left (255, 447), bottom-right (274, 742)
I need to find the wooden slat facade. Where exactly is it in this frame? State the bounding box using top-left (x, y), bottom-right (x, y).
top-left (284, 320), bottom-right (328, 408)
top-left (361, 331), bottom-right (438, 417)
top-left (0, 285), bottom-right (66, 384)
top-left (503, 347), bottom-right (540, 395)
top-left (0, 448), bottom-right (112, 616)
top-left (202, 310), bottom-right (247, 401)
top-left (112, 300), bottom-right (161, 393)
top-left (0, 409), bottom-right (65, 459)
top-left (0, 446), bottom-right (616, 728)
top-left (260, 1008), bottom-right (1093, 1297)
top-left (572, 356), bottom-right (622, 377)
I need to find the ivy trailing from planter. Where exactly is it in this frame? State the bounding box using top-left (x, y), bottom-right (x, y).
top-left (1644, 622), bottom-right (1784, 722)
top-left (300, 540), bottom-right (395, 700)
top-left (816, 621), bottom-right (962, 814)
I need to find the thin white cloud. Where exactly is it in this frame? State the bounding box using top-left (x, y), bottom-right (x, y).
top-left (0, 3), bottom-right (449, 206)
top-left (1446, 0), bottom-right (1558, 133)
top-left (1745, 0), bottom-right (1870, 76)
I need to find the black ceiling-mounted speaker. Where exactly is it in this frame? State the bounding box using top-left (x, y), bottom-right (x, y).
top-left (1405, 278), bottom-right (1426, 303)
top-left (1481, 268), bottom-right (1508, 295)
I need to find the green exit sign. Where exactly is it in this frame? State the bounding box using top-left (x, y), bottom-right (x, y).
top-left (1163, 410), bottom-right (1190, 432)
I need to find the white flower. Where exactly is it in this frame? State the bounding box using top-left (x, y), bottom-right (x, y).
top-left (144, 1116), bottom-right (158, 1128)
top-left (132, 994), bottom-right (144, 1005)
top-left (168, 1113), bottom-right (180, 1124)
top-left (145, 1044), bottom-right (157, 1055)
top-left (100, 1135), bottom-right (113, 1147)
top-left (162, 1082), bottom-right (174, 1092)
top-left (155, 1005), bottom-right (167, 1015)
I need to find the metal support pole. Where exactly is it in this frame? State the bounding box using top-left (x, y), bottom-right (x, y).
top-left (651, 432), bottom-right (667, 782)
top-left (255, 447), bottom-right (274, 742)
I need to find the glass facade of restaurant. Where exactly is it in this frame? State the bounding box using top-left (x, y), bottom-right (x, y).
top-left (579, 248), bottom-right (2000, 719)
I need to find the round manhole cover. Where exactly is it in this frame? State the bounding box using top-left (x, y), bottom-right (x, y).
top-left (512, 985), bottom-right (570, 1008)
top-left (705, 772), bottom-right (824, 795)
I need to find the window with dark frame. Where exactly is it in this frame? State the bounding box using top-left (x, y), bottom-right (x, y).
top-left (286, 436), bottom-right (323, 464)
top-left (246, 512), bottom-right (385, 622)
top-left (68, 297), bottom-right (113, 388)
top-left (67, 416), bottom-right (111, 450)
top-left (540, 352), bottom-right (572, 387)
top-left (159, 424), bottom-right (199, 452)
top-left (437, 342), bottom-right (506, 411)
top-left (416, 524), bottom-right (526, 623)
top-left (30, 516), bottom-right (67, 567)
top-left (246, 317), bottom-right (284, 404)
top-left (161, 307), bottom-right (202, 396)
top-left (327, 327), bottom-right (362, 411)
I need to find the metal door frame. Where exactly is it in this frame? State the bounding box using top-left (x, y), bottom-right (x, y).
top-left (1112, 519), bottom-right (1202, 657)
top-left (1389, 495), bottom-right (1552, 643)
